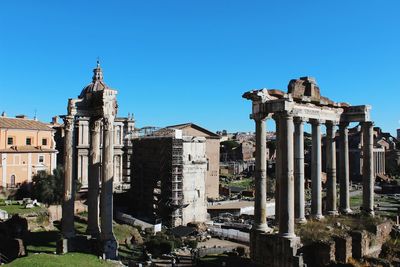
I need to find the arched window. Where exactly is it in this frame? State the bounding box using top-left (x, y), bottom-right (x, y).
top-left (10, 175), bottom-right (15, 188)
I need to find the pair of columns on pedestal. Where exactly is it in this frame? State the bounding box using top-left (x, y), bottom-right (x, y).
top-left (62, 115), bottom-right (117, 258)
top-left (253, 113), bottom-right (375, 238)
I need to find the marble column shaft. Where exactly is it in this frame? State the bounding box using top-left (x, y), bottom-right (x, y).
top-left (339, 123), bottom-right (352, 214)
top-left (62, 115), bottom-right (75, 238)
top-left (100, 116), bottom-right (117, 249)
top-left (362, 121), bottom-right (374, 216)
top-left (87, 119), bottom-right (101, 237)
top-left (253, 118), bottom-right (269, 232)
top-left (326, 122), bottom-right (338, 215)
top-left (294, 117), bottom-right (306, 223)
top-left (273, 115), bottom-right (281, 223)
top-left (279, 112), bottom-right (295, 238)
top-left (311, 119), bottom-right (323, 219)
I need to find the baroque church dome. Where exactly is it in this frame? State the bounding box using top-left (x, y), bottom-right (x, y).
top-left (79, 61), bottom-right (113, 98)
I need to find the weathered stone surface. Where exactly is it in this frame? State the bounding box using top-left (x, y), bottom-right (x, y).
top-left (333, 235), bottom-right (352, 263)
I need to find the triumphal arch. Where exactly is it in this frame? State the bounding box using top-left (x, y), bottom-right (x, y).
top-left (58, 62), bottom-right (118, 259)
top-left (243, 77), bottom-right (375, 266)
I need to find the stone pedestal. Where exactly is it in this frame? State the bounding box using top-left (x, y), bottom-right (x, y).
top-left (326, 121), bottom-right (338, 215)
top-left (339, 123), bottom-right (352, 214)
top-left (311, 119), bottom-right (323, 220)
top-left (253, 118), bottom-right (269, 232)
top-left (294, 117), bottom-right (306, 223)
top-left (100, 116), bottom-right (118, 259)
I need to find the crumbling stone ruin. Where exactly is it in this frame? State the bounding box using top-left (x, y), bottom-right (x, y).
top-left (57, 62), bottom-right (118, 259)
top-left (243, 76), bottom-right (376, 266)
top-left (0, 215), bottom-right (28, 263)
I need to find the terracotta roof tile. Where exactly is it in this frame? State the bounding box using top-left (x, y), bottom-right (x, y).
top-left (0, 117), bottom-right (53, 131)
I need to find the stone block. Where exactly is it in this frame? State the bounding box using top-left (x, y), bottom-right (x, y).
top-left (333, 235), bottom-right (352, 263)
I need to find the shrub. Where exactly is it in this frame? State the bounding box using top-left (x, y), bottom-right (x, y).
top-left (186, 239), bottom-right (198, 249)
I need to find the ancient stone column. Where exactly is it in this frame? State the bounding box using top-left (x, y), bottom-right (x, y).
top-left (311, 119), bottom-right (324, 220)
top-left (100, 116), bottom-right (118, 259)
top-left (253, 117), bottom-right (269, 232)
top-left (326, 121), bottom-right (338, 215)
top-left (294, 117), bottom-right (306, 223)
top-left (62, 115), bottom-right (75, 239)
top-left (362, 121), bottom-right (374, 216)
top-left (273, 115), bottom-right (281, 223)
top-left (339, 122), bottom-right (352, 214)
top-left (86, 119), bottom-right (101, 237)
top-left (279, 112), bottom-right (296, 238)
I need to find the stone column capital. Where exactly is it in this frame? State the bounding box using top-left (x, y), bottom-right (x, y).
top-left (339, 121), bottom-right (350, 128)
top-left (103, 116), bottom-right (114, 131)
top-left (309, 118), bottom-right (324, 126)
top-left (293, 117), bottom-right (307, 124)
top-left (361, 121), bottom-right (374, 127)
top-left (90, 119), bottom-right (102, 133)
top-left (63, 116), bottom-right (74, 132)
top-left (325, 120), bottom-right (339, 127)
top-left (253, 116), bottom-right (268, 122)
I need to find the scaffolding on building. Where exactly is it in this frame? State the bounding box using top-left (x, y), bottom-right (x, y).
top-left (170, 138), bottom-right (185, 226)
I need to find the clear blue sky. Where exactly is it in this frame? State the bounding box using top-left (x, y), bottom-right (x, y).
top-left (0, 1), bottom-right (399, 134)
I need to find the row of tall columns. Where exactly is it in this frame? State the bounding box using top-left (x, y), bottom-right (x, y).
top-left (61, 115), bottom-right (117, 259)
top-left (374, 150), bottom-right (385, 175)
top-left (252, 113), bottom-right (375, 237)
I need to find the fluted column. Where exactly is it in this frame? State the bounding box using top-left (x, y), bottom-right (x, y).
top-left (279, 112), bottom-right (296, 238)
top-left (100, 116), bottom-right (118, 259)
top-left (86, 119), bottom-right (101, 237)
top-left (294, 117), bottom-right (306, 223)
top-left (362, 121), bottom-right (374, 216)
top-left (326, 121), bottom-right (338, 215)
top-left (273, 115), bottom-right (281, 224)
top-left (253, 117), bottom-right (269, 232)
top-left (339, 122), bottom-right (352, 214)
top-left (62, 115), bottom-right (75, 238)
top-left (311, 119), bottom-right (324, 220)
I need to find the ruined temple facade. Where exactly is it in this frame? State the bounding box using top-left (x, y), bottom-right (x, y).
top-left (58, 62), bottom-right (119, 259)
top-left (243, 77), bottom-right (375, 266)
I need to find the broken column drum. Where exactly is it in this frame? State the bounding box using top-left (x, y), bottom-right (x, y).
top-left (243, 76), bottom-right (375, 265)
top-left (59, 62), bottom-right (118, 259)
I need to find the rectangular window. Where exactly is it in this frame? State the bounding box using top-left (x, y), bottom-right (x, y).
top-left (38, 155), bottom-right (44, 164)
top-left (7, 137), bottom-right (13, 145)
top-left (42, 138), bottom-right (47, 146)
top-left (26, 138), bottom-right (32, 145)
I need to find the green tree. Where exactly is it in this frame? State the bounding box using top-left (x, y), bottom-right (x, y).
top-left (32, 167), bottom-right (64, 205)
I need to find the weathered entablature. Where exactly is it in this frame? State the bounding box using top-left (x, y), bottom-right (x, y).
top-left (244, 76), bottom-right (375, 266)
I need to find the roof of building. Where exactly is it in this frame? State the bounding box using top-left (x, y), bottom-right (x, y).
top-left (0, 146), bottom-right (57, 153)
top-left (0, 117), bottom-right (54, 131)
top-left (166, 122), bottom-right (220, 138)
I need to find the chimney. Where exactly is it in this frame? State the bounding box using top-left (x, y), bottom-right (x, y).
top-left (52, 116), bottom-right (58, 124)
top-left (16, 114), bottom-right (28, 119)
top-left (1, 111), bottom-right (6, 117)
